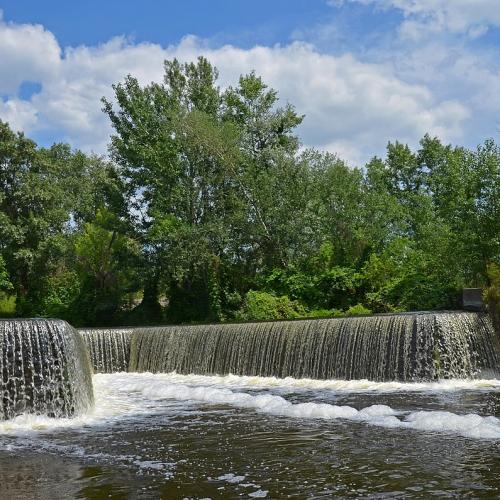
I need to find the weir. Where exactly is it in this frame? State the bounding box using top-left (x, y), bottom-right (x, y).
top-left (128, 312), bottom-right (499, 381)
top-left (125, 311), bottom-right (498, 381)
top-left (80, 328), bottom-right (133, 373)
top-left (0, 319), bottom-right (94, 420)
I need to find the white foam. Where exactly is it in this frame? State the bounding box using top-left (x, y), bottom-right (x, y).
top-left (248, 490), bottom-right (268, 498)
top-left (0, 372), bottom-right (155, 435)
top-left (128, 371), bottom-right (500, 393)
top-left (0, 372), bottom-right (499, 440)
top-left (100, 373), bottom-right (500, 440)
top-left (217, 473), bottom-right (246, 484)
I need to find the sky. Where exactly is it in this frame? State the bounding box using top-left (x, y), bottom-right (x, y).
top-left (1, 0), bottom-right (500, 165)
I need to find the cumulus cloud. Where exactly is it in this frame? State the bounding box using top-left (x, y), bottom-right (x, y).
top-left (0, 14), bottom-right (478, 164)
top-left (336, 0), bottom-right (500, 40)
top-left (0, 11), bottom-right (60, 94)
top-left (0, 98), bottom-right (38, 132)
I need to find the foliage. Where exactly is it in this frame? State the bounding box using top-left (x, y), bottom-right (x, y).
top-left (0, 59), bottom-right (498, 325)
top-left (0, 255), bottom-right (11, 292)
top-left (484, 263), bottom-right (500, 335)
top-left (306, 308), bottom-right (343, 318)
top-left (72, 208), bottom-right (140, 326)
top-left (344, 304), bottom-right (372, 316)
top-left (0, 293), bottom-right (15, 317)
top-left (236, 291), bottom-right (306, 321)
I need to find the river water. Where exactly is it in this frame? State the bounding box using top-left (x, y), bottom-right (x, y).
top-left (1, 373), bottom-right (500, 499)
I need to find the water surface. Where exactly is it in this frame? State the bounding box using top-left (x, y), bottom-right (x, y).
top-left (1, 373), bottom-right (500, 498)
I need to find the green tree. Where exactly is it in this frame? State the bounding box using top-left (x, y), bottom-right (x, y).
top-left (72, 208), bottom-right (140, 325)
top-left (0, 255), bottom-right (11, 292)
top-left (0, 120), bottom-right (128, 319)
top-left (103, 59), bottom-right (306, 322)
top-left (484, 263), bottom-right (500, 335)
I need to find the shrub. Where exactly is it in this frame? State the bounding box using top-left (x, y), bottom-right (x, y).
top-left (0, 293), bottom-right (16, 317)
top-left (236, 291), bottom-right (306, 321)
top-left (344, 303), bottom-right (372, 316)
top-left (306, 308), bottom-right (343, 318)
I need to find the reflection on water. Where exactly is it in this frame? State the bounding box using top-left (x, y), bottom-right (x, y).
top-left (0, 373), bottom-right (500, 499)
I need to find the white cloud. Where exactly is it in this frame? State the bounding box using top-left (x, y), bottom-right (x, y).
top-left (0, 98), bottom-right (38, 132)
top-left (337, 0), bottom-right (500, 40)
top-left (0, 11), bottom-right (60, 94)
top-left (0, 16), bottom-right (477, 164)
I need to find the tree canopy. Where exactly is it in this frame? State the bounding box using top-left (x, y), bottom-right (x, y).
top-left (1, 57), bottom-right (498, 325)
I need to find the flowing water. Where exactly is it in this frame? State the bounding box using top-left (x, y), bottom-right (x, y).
top-left (130, 312), bottom-right (499, 381)
top-left (1, 313), bottom-right (499, 498)
top-left (0, 319), bottom-right (93, 420)
top-left (1, 373), bottom-right (500, 498)
top-left (80, 327), bottom-right (133, 373)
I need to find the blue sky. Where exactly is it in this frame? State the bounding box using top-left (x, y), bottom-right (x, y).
top-left (1, 0), bottom-right (331, 48)
top-left (1, 0), bottom-right (500, 164)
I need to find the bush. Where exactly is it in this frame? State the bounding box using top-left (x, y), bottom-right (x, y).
top-left (306, 308), bottom-right (343, 318)
top-left (344, 303), bottom-right (372, 316)
top-left (39, 269), bottom-right (81, 320)
top-left (236, 291), bottom-right (306, 321)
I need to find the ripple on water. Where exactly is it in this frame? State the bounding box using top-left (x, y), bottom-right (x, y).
top-left (0, 372), bottom-right (499, 498)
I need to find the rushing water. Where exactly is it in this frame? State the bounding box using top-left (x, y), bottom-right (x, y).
top-left (0, 319), bottom-right (93, 420)
top-left (80, 327), bottom-right (133, 373)
top-left (0, 373), bottom-right (500, 498)
top-left (1, 313), bottom-right (499, 498)
top-left (127, 312), bottom-right (499, 381)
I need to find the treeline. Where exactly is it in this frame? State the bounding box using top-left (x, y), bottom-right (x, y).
top-left (1, 57), bottom-right (499, 326)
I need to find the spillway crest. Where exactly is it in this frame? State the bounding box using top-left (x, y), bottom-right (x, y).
top-left (80, 328), bottom-right (133, 373)
top-left (126, 312), bottom-right (499, 381)
top-left (0, 319), bottom-right (94, 420)
top-left (73, 312), bottom-right (500, 381)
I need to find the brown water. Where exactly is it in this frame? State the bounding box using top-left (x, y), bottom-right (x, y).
top-left (1, 372), bottom-right (499, 499)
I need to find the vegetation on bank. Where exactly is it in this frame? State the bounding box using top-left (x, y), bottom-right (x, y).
top-left (0, 57), bottom-right (499, 326)
top-left (484, 264), bottom-right (500, 335)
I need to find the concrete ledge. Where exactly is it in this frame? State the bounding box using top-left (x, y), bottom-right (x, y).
top-left (462, 288), bottom-right (484, 311)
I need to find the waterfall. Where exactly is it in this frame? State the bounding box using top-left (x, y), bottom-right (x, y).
top-left (0, 319), bottom-right (94, 420)
top-left (126, 312), bottom-right (499, 381)
top-left (76, 312), bottom-right (499, 381)
top-left (79, 328), bottom-right (133, 373)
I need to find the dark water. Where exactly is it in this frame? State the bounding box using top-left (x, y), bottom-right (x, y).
top-left (0, 373), bottom-right (499, 499)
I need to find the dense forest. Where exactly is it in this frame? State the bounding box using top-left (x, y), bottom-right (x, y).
top-left (1, 57), bottom-right (499, 326)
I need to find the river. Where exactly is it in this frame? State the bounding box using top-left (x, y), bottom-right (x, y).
top-left (1, 372), bottom-right (499, 498)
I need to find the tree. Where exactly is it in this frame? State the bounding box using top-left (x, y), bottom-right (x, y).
top-left (72, 208), bottom-right (140, 325)
top-left (0, 255), bottom-right (11, 292)
top-left (484, 263), bottom-right (500, 336)
top-left (103, 59), bottom-right (306, 322)
top-left (1, 60), bottom-right (498, 325)
top-left (0, 120), bottom-right (128, 319)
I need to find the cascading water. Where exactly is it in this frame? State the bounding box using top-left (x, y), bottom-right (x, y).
top-left (79, 328), bottom-right (133, 373)
top-left (125, 312), bottom-right (499, 381)
top-left (2, 313), bottom-right (500, 497)
top-left (0, 319), bottom-right (94, 420)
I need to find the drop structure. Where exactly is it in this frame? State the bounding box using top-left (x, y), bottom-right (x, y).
top-left (79, 328), bottom-right (133, 373)
top-left (2, 312), bottom-right (498, 423)
top-left (0, 319), bottom-right (94, 420)
top-left (84, 311), bottom-right (499, 381)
